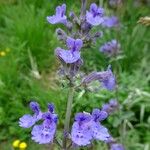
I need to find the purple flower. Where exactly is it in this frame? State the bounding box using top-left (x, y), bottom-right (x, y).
top-left (110, 143), bottom-right (125, 150)
top-left (100, 39), bottom-right (121, 57)
top-left (19, 114), bottom-right (37, 128)
top-left (91, 109), bottom-right (110, 141)
top-left (86, 3), bottom-right (105, 26)
top-left (55, 37), bottom-right (83, 64)
top-left (48, 103), bottom-right (55, 113)
top-left (55, 48), bottom-right (80, 64)
top-left (101, 66), bottom-right (116, 90)
top-left (30, 102), bottom-right (41, 115)
top-left (19, 102), bottom-right (42, 128)
top-left (71, 113), bottom-right (93, 146)
top-left (91, 121), bottom-right (110, 141)
top-left (82, 66), bottom-right (116, 91)
top-left (66, 37), bottom-right (83, 52)
top-left (102, 16), bottom-right (119, 28)
top-left (56, 28), bottom-right (67, 42)
top-left (19, 102), bottom-right (58, 144)
top-left (71, 122), bottom-right (92, 146)
top-left (47, 4), bottom-right (67, 25)
top-left (102, 99), bottom-right (119, 114)
top-left (31, 113), bottom-right (57, 144)
top-left (92, 109), bottom-right (108, 121)
top-left (75, 112), bottom-right (92, 123)
top-left (71, 111), bottom-right (110, 146)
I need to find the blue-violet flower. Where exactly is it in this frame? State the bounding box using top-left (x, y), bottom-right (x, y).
top-left (19, 102), bottom-right (58, 144)
top-left (55, 37), bottom-right (83, 64)
top-left (71, 109), bottom-right (110, 146)
top-left (19, 102), bottom-right (42, 128)
top-left (86, 3), bottom-right (104, 26)
top-left (47, 4), bottom-right (67, 25)
top-left (31, 112), bottom-right (57, 144)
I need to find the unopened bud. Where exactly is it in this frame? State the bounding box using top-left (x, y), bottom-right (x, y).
top-left (66, 21), bottom-right (73, 32)
top-left (56, 28), bottom-right (67, 41)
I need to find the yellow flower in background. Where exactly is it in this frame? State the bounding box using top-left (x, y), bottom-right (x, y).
top-left (12, 139), bottom-right (20, 148)
top-left (19, 142), bottom-right (27, 150)
top-left (0, 47), bottom-right (11, 57)
top-left (0, 51), bottom-right (6, 57)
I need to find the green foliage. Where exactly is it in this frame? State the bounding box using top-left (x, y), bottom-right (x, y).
top-left (0, 0), bottom-right (150, 149)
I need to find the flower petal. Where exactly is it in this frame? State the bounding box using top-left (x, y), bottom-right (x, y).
top-left (47, 4), bottom-right (67, 25)
top-left (91, 122), bottom-right (110, 141)
top-left (92, 109), bottom-right (108, 121)
top-left (86, 3), bottom-right (104, 26)
top-left (102, 16), bottom-right (119, 28)
top-left (66, 37), bottom-right (83, 51)
top-left (31, 122), bottom-right (56, 144)
top-left (55, 48), bottom-right (80, 63)
top-left (71, 122), bottom-right (92, 146)
top-left (19, 114), bottom-right (36, 128)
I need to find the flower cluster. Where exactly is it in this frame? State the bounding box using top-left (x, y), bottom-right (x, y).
top-left (71, 109), bottom-right (110, 146)
top-left (19, 102), bottom-right (58, 144)
top-left (19, 1), bottom-right (124, 149)
top-left (71, 99), bottom-right (122, 147)
top-left (47, 3), bottom-right (119, 78)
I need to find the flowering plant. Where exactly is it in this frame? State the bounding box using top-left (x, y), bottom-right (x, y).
top-left (19, 1), bottom-right (124, 149)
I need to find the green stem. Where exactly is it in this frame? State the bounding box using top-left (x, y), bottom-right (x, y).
top-left (114, 1), bottom-right (122, 101)
top-left (54, 137), bottom-right (62, 149)
top-left (63, 86), bottom-right (75, 149)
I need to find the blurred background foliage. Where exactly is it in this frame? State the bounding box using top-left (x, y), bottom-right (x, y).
top-left (0, 0), bottom-right (150, 149)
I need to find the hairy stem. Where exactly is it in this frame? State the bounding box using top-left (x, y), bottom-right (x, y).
top-left (80, 0), bottom-right (87, 17)
top-left (63, 86), bottom-right (75, 149)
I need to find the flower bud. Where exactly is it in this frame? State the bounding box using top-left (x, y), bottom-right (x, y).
top-left (56, 28), bottom-right (67, 41)
top-left (66, 21), bottom-right (73, 32)
top-left (81, 22), bottom-right (92, 34)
